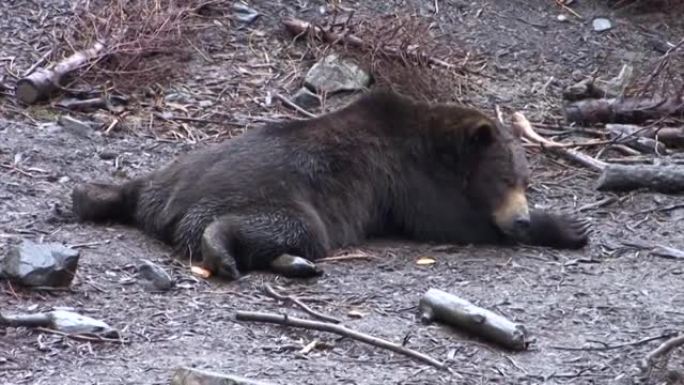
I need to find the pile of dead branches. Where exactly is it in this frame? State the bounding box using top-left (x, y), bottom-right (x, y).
top-left (52, 0), bottom-right (224, 95)
top-left (284, 12), bottom-right (479, 104)
top-left (513, 37), bottom-right (684, 195)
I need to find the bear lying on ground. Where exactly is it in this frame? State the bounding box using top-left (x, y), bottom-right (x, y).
top-left (72, 90), bottom-right (590, 280)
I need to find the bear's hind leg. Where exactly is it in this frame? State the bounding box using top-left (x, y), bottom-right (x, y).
top-left (198, 208), bottom-right (330, 280)
top-left (522, 210), bottom-right (591, 249)
top-left (72, 182), bottom-right (136, 223)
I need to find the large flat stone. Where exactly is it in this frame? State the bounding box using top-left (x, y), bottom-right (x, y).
top-left (2, 239), bottom-right (80, 287)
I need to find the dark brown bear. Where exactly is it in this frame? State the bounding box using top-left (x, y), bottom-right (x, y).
top-left (72, 90), bottom-right (589, 279)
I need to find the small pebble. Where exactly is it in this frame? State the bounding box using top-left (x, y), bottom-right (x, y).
top-left (138, 259), bottom-right (174, 291)
top-left (593, 18), bottom-right (612, 32)
top-left (557, 14), bottom-right (568, 22)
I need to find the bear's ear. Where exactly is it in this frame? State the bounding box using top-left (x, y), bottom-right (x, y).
top-left (466, 120), bottom-right (495, 147)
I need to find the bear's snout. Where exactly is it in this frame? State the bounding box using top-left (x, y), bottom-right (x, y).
top-left (492, 186), bottom-right (530, 235)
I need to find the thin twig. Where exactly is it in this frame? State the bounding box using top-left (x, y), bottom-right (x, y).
top-left (263, 284), bottom-right (342, 324)
top-left (274, 93), bottom-right (317, 118)
top-left (22, 49), bottom-right (53, 77)
top-left (318, 254), bottom-right (378, 263)
top-left (639, 333), bottom-right (684, 373)
top-left (235, 310), bottom-right (446, 369)
top-left (577, 197), bottom-right (617, 212)
top-left (35, 327), bottom-right (126, 344)
top-left (550, 332), bottom-right (679, 352)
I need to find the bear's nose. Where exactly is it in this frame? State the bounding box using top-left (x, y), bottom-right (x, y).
top-left (514, 215), bottom-right (531, 229)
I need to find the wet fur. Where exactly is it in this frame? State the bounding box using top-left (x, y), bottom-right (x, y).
top-left (72, 91), bottom-right (589, 277)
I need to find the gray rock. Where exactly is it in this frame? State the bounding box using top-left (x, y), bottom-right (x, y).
top-left (164, 92), bottom-right (193, 104)
top-left (172, 367), bottom-right (277, 385)
top-left (269, 254), bottom-right (323, 278)
top-left (232, 3), bottom-right (260, 25)
top-left (593, 18), bottom-right (612, 32)
top-left (138, 259), bottom-right (174, 291)
top-left (292, 87), bottom-right (321, 110)
top-left (2, 240), bottom-right (80, 287)
top-left (304, 54), bottom-right (371, 94)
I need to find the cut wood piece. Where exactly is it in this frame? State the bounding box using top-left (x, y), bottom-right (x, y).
top-left (419, 288), bottom-right (529, 351)
top-left (171, 367), bottom-right (277, 385)
top-left (565, 96), bottom-right (684, 125)
top-left (596, 164), bottom-right (684, 193)
top-left (15, 42), bottom-right (106, 105)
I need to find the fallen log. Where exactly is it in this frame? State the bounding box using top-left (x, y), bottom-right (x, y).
top-left (605, 124), bottom-right (667, 154)
top-left (565, 96), bottom-right (684, 125)
top-left (418, 288), bottom-right (529, 351)
top-left (15, 41), bottom-right (106, 105)
top-left (596, 164), bottom-right (684, 194)
top-left (235, 310), bottom-right (446, 369)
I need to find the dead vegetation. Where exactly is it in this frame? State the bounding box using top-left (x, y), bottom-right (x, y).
top-left (284, 12), bottom-right (479, 104)
top-left (53, 0), bottom-right (220, 94)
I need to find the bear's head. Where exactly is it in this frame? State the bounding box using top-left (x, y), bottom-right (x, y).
top-left (426, 105), bottom-right (531, 238)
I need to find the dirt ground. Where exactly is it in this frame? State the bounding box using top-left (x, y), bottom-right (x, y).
top-left (1, 1), bottom-right (684, 384)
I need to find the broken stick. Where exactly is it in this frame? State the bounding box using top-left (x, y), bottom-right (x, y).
top-left (596, 164), bottom-right (684, 194)
top-left (16, 41), bottom-right (106, 105)
top-left (234, 310), bottom-right (446, 369)
top-left (419, 288), bottom-right (529, 351)
top-left (511, 112), bottom-right (607, 171)
top-left (263, 284), bottom-right (342, 324)
top-left (638, 333), bottom-right (684, 375)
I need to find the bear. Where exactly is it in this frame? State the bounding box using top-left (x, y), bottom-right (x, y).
top-left (71, 90), bottom-right (590, 280)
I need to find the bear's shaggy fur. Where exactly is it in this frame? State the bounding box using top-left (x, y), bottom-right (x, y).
top-left (72, 90), bottom-right (590, 279)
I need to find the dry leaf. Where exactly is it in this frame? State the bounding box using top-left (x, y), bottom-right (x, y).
top-left (416, 257), bottom-right (436, 266)
top-left (190, 265), bottom-right (212, 278)
top-left (299, 340), bottom-right (318, 355)
top-left (347, 309), bottom-right (365, 319)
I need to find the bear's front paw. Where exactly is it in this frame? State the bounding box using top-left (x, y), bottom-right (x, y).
top-left (554, 215), bottom-right (592, 249)
top-left (528, 211), bottom-right (592, 249)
